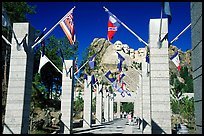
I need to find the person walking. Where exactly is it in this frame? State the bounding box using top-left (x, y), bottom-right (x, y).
top-left (127, 112), bottom-right (132, 125)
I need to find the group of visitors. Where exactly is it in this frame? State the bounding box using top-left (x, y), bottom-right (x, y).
top-left (121, 111), bottom-right (141, 126)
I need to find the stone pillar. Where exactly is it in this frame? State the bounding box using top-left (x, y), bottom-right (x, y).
top-left (83, 76), bottom-right (92, 128)
top-left (191, 2), bottom-right (202, 134)
top-left (104, 91), bottom-right (110, 122)
top-left (109, 94), bottom-right (114, 121)
top-left (60, 60), bottom-right (74, 134)
top-left (142, 60), bottom-right (152, 134)
top-left (149, 18), bottom-right (171, 134)
top-left (96, 84), bottom-right (103, 125)
top-left (3, 23), bottom-right (35, 134)
top-left (117, 101), bottom-right (121, 118)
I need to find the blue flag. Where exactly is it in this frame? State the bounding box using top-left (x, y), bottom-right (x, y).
top-left (105, 70), bottom-right (116, 83)
top-left (163, 2), bottom-right (172, 24)
top-left (84, 73), bottom-right (88, 80)
top-left (89, 54), bottom-right (97, 69)
top-left (116, 52), bottom-right (125, 71)
top-left (126, 91), bottom-right (131, 96)
top-left (57, 48), bottom-right (65, 64)
top-left (117, 52), bottom-right (125, 62)
top-left (91, 74), bottom-right (96, 85)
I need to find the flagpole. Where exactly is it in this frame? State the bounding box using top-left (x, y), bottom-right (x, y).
top-left (32, 6), bottom-right (76, 49)
top-left (2, 35), bottom-right (12, 46)
top-left (74, 75), bottom-right (83, 85)
top-left (103, 7), bottom-right (148, 46)
top-left (170, 23), bottom-right (191, 45)
top-left (158, 2), bottom-right (163, 49)
top-left (44, 54), bottom-right (63, 74)
top-left (74, 60), bottom-right (89, 75)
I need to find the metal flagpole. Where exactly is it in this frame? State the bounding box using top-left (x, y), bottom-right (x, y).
top-left (170, 23), bottom-right (191, 45)
top-left (74, 75), bottom-right (83, 85)
top-left (32, 6), bottom-right (76, 49)
top-left (2, 35), bottom-right (12, 46)
top-left (103, 6), bottom-right (148, 46)
top-left (74, 60), bottom-right (89, 75)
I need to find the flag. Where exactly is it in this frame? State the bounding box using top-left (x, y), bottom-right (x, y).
top-left (117, 87), bottom-right (124, 94)
top-left (91, 74), bottom-right (96, 85)
top-left (41, 32), bottom-right (45, 56)
top-left (118, 71), bottom-right (125, 83)
top-left (75, 62), bottom-right (79, 73)
top-left (126, 91), bottom-right (131, 96)
top-left (89, 54), bottom-right (97, 69)
top-left (105, 70), bottom-right (116, 83)
top-left (170, 51), bottom-right (181, 71)
top-left (121, 82), bottom-right (126, 91)
top-left (38, 53), bottom-right (49, 73)
top-left (112, 80), bottom-right (118, 89)
top-left (84, 73), bottom-right (88, 80)
top-left (117, 52), bottom-right (125, 62)
top-left (2, 6), bottom-right (11, 28)
top-left (57, 48), bottom-right (65, 64)
top-left (107, 11), bottom-right (121, 41)
top-left (60, 10), bottom-right (76, 45)
top-left (145, 46), bottom-right (150, 63)
top-left (162, 2), bottom-right (172, 24)
top-left (121, 91), bottom-right (125, 97)
top-left (116, 52), bottom-right (125, 72)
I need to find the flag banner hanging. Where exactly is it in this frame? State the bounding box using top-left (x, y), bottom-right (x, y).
top-left (91, 74), bottom-right (96, 85)
top-left (89, 54), bottom-right (97, 69)
top-left (38, 53), bottom-right (49, 73)
top-left (118, 71), bottom-right (125, 83)
top-left (117, 87), bottom-right (124, 94)
top-left (121, 91), bottom-right (125, 97)
top-left (170, 51), bottom-right (181, 71)
top-left (117, 52), bottom-right (125, 62)
top-left (146, 46), bottom-right (150, 64)
top-left (57, 48), bottom-right (65, 64)
top-left (112, 81), bottom-right (118, 90)
top-left (106, 11), bottom-right (121, 41)
top-left (121, 82), bottom-right (126, 91)
top-left (126, 91), bottom-right (131, 96)
top-left (2, 6), bottom-right (11, 28)
top-left (163, 2), bottom-right (172, 24)
top-left (84, 73), bottom-right (88, 80)
top-left (60, 10), bottom-right (76, 45)
top-left (75, 61), bottom-right (79, 73)
top-left (116, 52), bottom-right (125, 71)
top-left (105, 70), bottom-right (116, 83)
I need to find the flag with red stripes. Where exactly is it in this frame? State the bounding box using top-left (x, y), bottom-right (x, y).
top-left (60, 10), bottom-right (76, 45)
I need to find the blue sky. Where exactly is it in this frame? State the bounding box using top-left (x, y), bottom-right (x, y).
top-left (27, 2), bottom-right (191, 63)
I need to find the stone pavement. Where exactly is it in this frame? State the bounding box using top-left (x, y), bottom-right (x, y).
top-left (73, 118), bottom-right (142, 134)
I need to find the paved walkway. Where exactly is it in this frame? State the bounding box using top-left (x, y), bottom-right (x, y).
top-left (73, 118), bottom-right (142, 134)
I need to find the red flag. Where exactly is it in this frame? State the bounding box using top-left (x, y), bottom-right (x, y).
top-left (107, 11), bottom-right (121, 41)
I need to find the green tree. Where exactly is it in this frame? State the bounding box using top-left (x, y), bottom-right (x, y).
top-left (33, 35), bottom-right (79, 101)
top-left (74, 90), bottom-right (84, 114)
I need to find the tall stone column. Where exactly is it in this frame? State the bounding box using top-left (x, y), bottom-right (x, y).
top-left (96, 84), bottom-right (103, 125)
top-left (83, 76), bottom-right (92, 128)
top-left (104, 91), bottom-right (110, 122)
top-left (149, 18), bottom-right (171, 134)
top-left (3, 23), bottom-right (35, 134)
top-left (117, 101), bottom-right (120, 118)
top-left (134, 73), bottom-right (142, 129)
top-left (60, 60), bottom-right (74, 134)
top-left (142, 60), bottom-right (152, 134)
top-left (109, 94), bottom-right (114, 121)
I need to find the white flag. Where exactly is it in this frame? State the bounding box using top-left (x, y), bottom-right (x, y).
top-left (38, 54), bottom-right (49, 73)
top-left (170, 51), bottom-right (181, 71)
